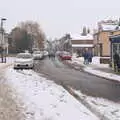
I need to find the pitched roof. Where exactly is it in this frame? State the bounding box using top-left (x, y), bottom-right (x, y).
top-left (72, 44), bottom-right (93, 47)
top-left (71, 33), bottom-right (93, 40)
top-left (100, 24), bottom-right (119, 31)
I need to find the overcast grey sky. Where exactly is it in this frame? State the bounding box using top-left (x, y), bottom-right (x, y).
top-left (0, 0), bottom-right (120, 39)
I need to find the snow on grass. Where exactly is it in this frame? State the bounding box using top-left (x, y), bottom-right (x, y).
top-left (5, 67), bottom-right (99, 120)
top-left (75, 90), bottom-right (120, 120)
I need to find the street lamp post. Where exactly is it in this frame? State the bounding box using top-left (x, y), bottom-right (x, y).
top-left (0, 18), bottom-right (7, 63)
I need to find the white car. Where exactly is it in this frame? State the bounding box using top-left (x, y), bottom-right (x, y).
top-left (14, 53), bottom-right (34, 69)
top-left (33, 51), bottom-right (44, 60)
top-left (43, 50), bottom-right (48, 57)
top-left (56, 51), bottom-right (62, 56)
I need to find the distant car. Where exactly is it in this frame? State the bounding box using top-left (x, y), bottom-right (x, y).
top-left (14, 53), bottom-right (34, 69)
top-left (43, 50), bottom-right (48, 57)
top-left (60, 52), bottom-right (72, 60)
top-left (56, 51), bottom-right (62, 56)
top-left (33, 51), bottom-right (44, 60)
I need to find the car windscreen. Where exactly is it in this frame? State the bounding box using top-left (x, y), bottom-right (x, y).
top-left (33, 51), bottom-right (41, 54)
top-left (17, 54), bottom-right (32, 59)
top-left (63, 53), bottom-right (71, 56)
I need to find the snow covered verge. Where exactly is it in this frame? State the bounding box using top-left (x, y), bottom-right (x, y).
top-left (5, 67), bottom-right (99, 120)
top-left (84, 67), bottom-right (120, 81)
top-left (0, 57), bottom-right (15, 69)
top-left (74, 90), bottom-right (120, 120)
top-left (0, 57), bottom-right (13, 68)
top-left (70, 55), bottom-right (120, 82)
top-left (0, 71), bottom-right (25, 120)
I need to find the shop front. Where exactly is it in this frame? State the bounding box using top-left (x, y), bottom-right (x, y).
top-left (110, 35), bottom-right (120, 70)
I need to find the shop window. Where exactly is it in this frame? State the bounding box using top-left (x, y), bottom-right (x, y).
top-left (113, 44), bottom-right (117, 53)
top-left (119, 44), bottom-right (120, 56)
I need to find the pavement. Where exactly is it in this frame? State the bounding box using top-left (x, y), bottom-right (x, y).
top-left (72, 56), bottom-right (113, 72)
top-left (0, 57), bottom-right (15, 69)
top-left (0, 63), bottom-right (12, 69)
top-left (65, 56), bottom-right (120, 82)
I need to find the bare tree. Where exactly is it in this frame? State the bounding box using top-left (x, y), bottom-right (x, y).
top-left (10, 27), bottom-right (30, 53)
top-left (9, 21), bottom-right (46, 53)
top-left (19, 21), bottom-right (45, 50)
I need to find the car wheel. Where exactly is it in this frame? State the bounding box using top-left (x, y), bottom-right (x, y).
top-left (31, 65), bottom-right (34, 69)
top-left (13, 67), bottom-right (16, 69)
top-left (14, 67), bottom-right (19, 70)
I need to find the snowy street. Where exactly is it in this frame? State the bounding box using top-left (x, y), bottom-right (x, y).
top-left (1, 0), bottom-right (120, 119)
top-left (0, 57), bottom-right (120, 120)
top-left (34, 57), bottom-right (120, 101)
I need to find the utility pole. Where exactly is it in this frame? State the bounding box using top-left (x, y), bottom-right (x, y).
top-left (0, 18), bottom-right (7, 63)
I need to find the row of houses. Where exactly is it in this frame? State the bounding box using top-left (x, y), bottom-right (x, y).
top-left (1, 19), bottom-right (120, 65)
top-left (57, 19), bottom-right (120, 64)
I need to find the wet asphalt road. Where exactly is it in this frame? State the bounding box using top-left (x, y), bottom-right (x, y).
top-left (34, 57), bottom-right (120, 102)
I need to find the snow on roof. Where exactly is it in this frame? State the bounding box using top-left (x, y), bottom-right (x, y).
top-left (71, 34), bottom-right (93, 40)
top-left (100, 24), bottom-right (119, 31)
top-left (72, 44), bottom-right (93, 48)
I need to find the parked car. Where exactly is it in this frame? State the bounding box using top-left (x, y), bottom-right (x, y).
top-left (56, 51), bottom-right (62, 56)
top-left (60, 52), bottom-right (72, 60)
top-left (14, 53), bottom-right (34, 69)
top-left (33, 51), bottom-right (44, 60)
top-left (43, 50), bottom-right (48, 57)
